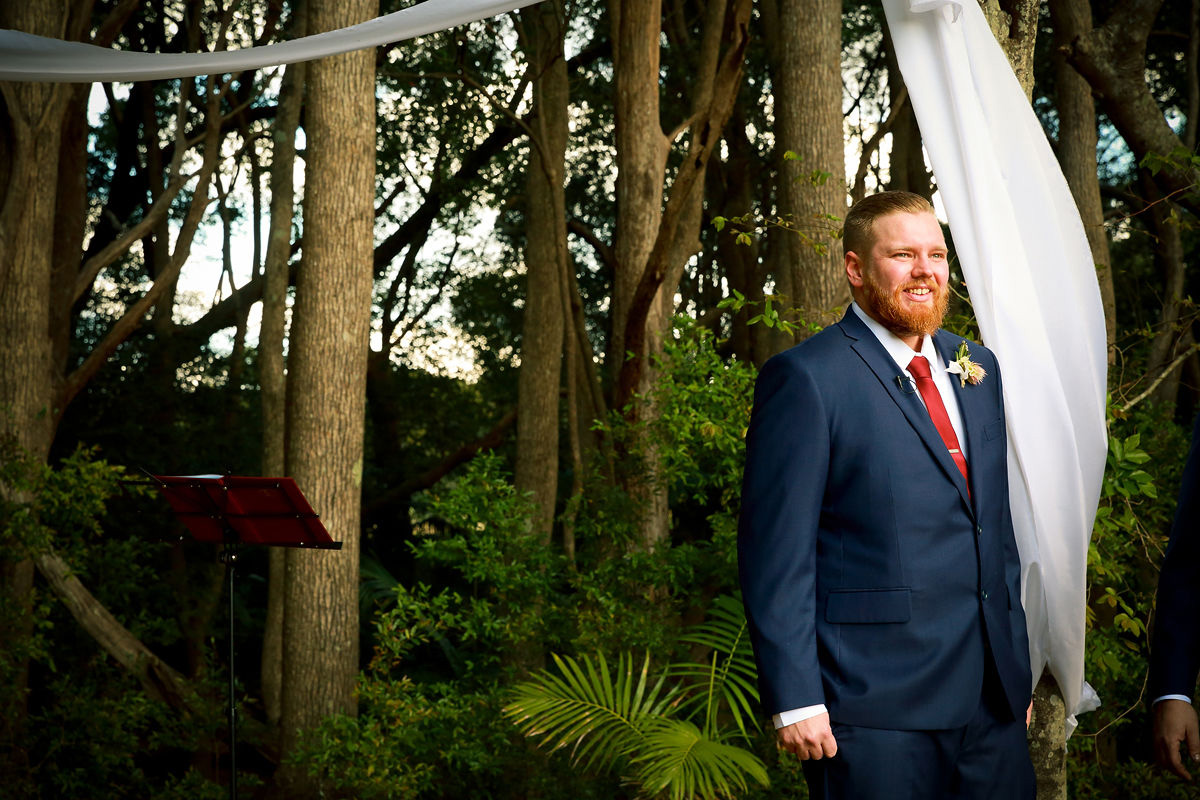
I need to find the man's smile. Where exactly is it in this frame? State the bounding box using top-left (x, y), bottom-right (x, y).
top-left (902, 284), bottom-right (936, 300)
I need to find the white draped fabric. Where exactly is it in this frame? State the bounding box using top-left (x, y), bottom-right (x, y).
top-left (0, 0), bottom-right (542, 83)
top-left (882, 0), bottom-right (1107, 735)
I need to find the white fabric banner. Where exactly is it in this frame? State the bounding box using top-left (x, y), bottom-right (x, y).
top-left (882, 0), bottom-right (1107, 736)
top-left (0, 0), bottom-right (542, 83)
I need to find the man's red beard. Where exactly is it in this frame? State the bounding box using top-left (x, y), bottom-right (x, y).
top-left (860, 271), bottom-right (949, 338)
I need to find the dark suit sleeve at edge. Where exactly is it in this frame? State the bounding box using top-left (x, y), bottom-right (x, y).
top-left (1150, 413), bottom-right (1200, 700)
top-left (738, 352), bottom-right (830, 716)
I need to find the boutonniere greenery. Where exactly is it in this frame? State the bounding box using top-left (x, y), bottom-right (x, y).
top-left (946, 342), bottom-right (987, 387)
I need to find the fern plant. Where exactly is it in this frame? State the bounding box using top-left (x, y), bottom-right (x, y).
top-left (503, 595), bottom-right (768, 799)
top-left (668, 593), bottom-right (761, 740)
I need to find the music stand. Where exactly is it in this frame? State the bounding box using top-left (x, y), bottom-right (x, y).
top-left (150, 474), bottom-right (340, 800)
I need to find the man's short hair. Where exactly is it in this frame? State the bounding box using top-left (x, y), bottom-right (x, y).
top-left (842, 191), bottom-right (936, 258)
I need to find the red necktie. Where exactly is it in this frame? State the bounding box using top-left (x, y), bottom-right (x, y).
top-left (908, 355), bottom-right (969, 488)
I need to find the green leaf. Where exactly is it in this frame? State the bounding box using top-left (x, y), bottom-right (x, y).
top-left (632, 718), bottom-right (769, 800)
top-left (671, 595), bottom-right (761, 739)
top-left (503, 652), bottom-right (676, 771)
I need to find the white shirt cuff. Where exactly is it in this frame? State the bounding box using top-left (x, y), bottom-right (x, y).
top-left (772, 703), bottom-right (828, 729)
top-left (1153, 694), bottom-right (1193, 706)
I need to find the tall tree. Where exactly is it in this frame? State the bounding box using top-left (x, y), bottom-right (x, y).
top-left (762, 0), bottom-right (847, 339)
top-left (0, 2), bottom-right (241, 768)
top-left (1049, 0), bottom-right (1116, 360)
top-left (274, 0), bottom-right (377, 794)
top-left (608, 0), bottom-right (752, 550)
top-left (259, 21), bottom-right (307, 728)
top-left (514, 0), bottom-right (569, 544)
top-left (0, 0), bottom-right (73, 755)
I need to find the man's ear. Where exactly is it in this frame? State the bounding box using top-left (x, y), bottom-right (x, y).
top-left (845, 252), bottom-right (865, 288)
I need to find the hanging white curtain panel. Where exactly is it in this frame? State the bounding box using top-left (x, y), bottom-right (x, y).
top-left (882, 0), bottom-right (1108, 736)
top-left (0, 0), bottom-right (544, 83)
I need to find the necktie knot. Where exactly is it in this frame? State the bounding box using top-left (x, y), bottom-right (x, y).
top-left (908, 355), bottom-right (933, 381)
top-left (906, 354), bottom-right (970, 492)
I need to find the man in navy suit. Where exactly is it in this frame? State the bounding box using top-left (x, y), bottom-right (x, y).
top-left (1150, 414), bottom-right (1200, 779)
top-left (738, 191), bottom-right (1035, 799)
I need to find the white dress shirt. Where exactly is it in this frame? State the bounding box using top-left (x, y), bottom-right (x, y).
top-left (772, 303), bottom-right (968, 729)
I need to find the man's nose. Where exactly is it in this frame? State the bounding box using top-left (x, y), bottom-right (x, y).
top-left (911, 255), bottom-right (935, 276)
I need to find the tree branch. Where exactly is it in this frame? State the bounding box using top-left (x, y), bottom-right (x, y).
top-left (851, 86), bottom-right (908, 203)
top-left (567, 217), bottom-right (616, 277)
top-left (363, 407), bottom-right (518, 516)
top-left (35, 548), bottom-right (198, 716)
top-left (1064, 0), bottom-right (1200, 217)
top-left (58, 79), bottom-right (226, 417)
top-left (1121, 342), bottom-right (1200, 413)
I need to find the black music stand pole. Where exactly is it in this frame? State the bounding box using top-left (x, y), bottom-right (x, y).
top-left (149, 474), bottom-right (341, 800)
top-left (218, 541), bottom-right (238, 796)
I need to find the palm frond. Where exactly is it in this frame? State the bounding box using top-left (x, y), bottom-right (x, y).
top-left (503, 652), bottom-right (677, 771)
top-left (632, 718), bottom-right (769, 800)
top-left (670, 594), bottom-right (761, 737)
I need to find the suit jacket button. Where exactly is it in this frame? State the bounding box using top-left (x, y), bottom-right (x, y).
top-left (981, 590), bottom-right (989, 601)
top-left (976, 525), bottom-right (983, 535)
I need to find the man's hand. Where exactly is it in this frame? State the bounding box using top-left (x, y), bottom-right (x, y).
top-left (1026, 700), bottom-right (1032, 729)
top-left (1154, 699), bottom-right (1200, 780)
top-left (778, 712), bottom-right (838, 760)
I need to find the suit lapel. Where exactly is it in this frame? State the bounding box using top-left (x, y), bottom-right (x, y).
top-left (838, 312), bottom-right (974, 513)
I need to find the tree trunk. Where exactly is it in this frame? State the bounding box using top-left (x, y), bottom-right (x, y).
top-left (514, 0), bottom-right (568, 544)
top-left (981, 0), bottom-right (1040, 97)
top-left (1144, 182), bottom-right (1189, 408)
top-left (260, 12), bottom-right (307, 732)
top-left (1049, 0), bottom-right (1116, 362)
top-left (608, 0), bottom-right (672, 552)
top-left (609, 0), bottom-right (670, 383)
top-left (1029, 672), bottom-right (1067, 800)
top-left (770, 0), bottom-right (846, 338)
top-left (608, 0), bottom-right (751, 552)
top-left (0, 0), bottom-right (71, 762)
top-left (273, 0), bottom-right (376, 795)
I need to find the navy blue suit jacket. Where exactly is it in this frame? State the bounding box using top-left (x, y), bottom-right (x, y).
top-left (737, 309), bottom-right (1033, 730)
top-left (1149, 414), bottom-right (1200, 701)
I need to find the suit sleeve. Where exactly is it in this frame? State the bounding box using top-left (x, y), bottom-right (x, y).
top-left (738, 353), bottom-right (829, 716)
top-left (1150, 413), bottom-right (1200, 700)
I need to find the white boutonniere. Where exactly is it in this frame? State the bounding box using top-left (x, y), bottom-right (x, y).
top-left (946, 342), bottom-right (987, 387)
